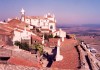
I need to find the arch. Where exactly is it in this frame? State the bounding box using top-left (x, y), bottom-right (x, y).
top-left (50, 25), bottom-right (53, 29)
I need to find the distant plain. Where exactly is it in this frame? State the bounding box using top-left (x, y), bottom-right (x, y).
top-left (60, 24), bottom-right (100, 52)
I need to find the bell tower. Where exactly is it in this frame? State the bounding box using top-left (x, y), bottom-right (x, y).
top-left (20, 8), bottom-right (25, 22)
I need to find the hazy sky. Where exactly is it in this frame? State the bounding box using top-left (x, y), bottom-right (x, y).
top-left (0, 0), bottom-right (100, 25)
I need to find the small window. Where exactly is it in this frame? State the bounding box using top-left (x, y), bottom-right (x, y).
top-left (56, 33), bottom-right (57, 35)
top-left (50, 25), bottom-right (53, 29)
top-left (35, 41), bottom-right (36, 43)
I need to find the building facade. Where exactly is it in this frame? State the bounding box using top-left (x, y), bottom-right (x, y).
top-left (20, 8), bottom-right (56, 32)
top-left (52, 29), bottom-right (66, 38)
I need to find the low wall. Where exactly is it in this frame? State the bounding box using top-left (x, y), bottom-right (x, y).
top-left (81, 42), bottom-right (100, 70)
top-left (76, 45), bottom-right (90, 70)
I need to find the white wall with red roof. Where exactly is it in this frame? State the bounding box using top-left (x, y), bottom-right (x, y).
top-left (20, 9), bottom-right (56, 33)
top-left (12, 27), bottom-right (36, 44)
top-left (52, 29), bottom-right (66, 38)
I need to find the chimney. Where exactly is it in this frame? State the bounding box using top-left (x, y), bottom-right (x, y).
top-left (57, 39), bottom-right (61, 46)
top-left (56, 39), bottom-right (63, 61)
top-left (42, 35), bottom-right (44, 44)
top-left (62, 37), bottom-right (64, 42)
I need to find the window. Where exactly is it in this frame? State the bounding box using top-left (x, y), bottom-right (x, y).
top-left (34, 41), bottom-right (36, 43)
top-left (50, 25), bottom-right (53, 29)
top-left (56, 33), bottom-right (57, 36)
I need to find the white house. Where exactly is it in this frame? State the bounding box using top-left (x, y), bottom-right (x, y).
top-left (12, 27), bottom-right (36, 44)
top-left (13, 29), bottom-right (22, 43)
top-left (52, 28), bottom-right (66, 38)
top-left (20, 8), bottom-right (56, 33)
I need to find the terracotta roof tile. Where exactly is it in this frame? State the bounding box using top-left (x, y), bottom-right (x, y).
top-left (8, 56), bottom-right (40, 68)
top-left (0, 41), bottom-right (6, 46)
top-left (51, 39), bottom-right (79, 69)
top-left (47, 15), bottom-right (52, 18)
top-left (0, 30), bottom-right (11, 35)
top-left (32, 35), bottom-right (42, 41)
top-left (49, 20), bottom-right (55, 23)
top-left (47, 38), bottom-right (60, 47)
top-left (41, 29), bottom-right (50, 31)
top-left (8, 19), bottom-right (21, 24)
top-left (15, 29), bottom-right (22, 32)
top-left (25, 16), bottom-right (44, 19)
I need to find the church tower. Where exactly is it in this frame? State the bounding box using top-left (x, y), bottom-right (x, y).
top-left (20, 8), bottom-right (25, 22)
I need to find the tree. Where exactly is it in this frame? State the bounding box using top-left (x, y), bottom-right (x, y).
top-left (14, 41), bottom-right (21, 46)
top-left (48, 34), bottom-right (53, 38)
top-left (66, 35), bottom-right (71, 39)
top-left (31, 44), bottom-right (43, 55)
top-left (54, 35), bottom-right (60, 38)
top-left (36, 28), bottom-right (40, 32)
top-left (44, 33), bottom-right (49, 40)
top-left (14, 41), bottom-right (29, 51)
top-left (20, 42), bottom-right (29, 51)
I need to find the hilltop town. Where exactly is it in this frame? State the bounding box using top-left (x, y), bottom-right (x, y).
top-left (0, 9), bottom-right (100, 70)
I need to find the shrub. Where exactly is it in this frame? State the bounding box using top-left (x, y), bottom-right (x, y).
top-left (31, 44), bottom-right (43, 55)
top-left (36, 28), bottom-right (40, 32)
top-left (20, 42), bottom-right (29, 51)
top-left (14, 41), bottom-right (29, 51)
top-left (14, 41), bottom-right (21, 46)
top-left (54, 35), bottom-right (60, 38)
top-left (44, 33), bottom-right (49, 40)
top-left (66, 35), bottom-right (71, 39)
top-left (48, 34), bottom-right (53, 38)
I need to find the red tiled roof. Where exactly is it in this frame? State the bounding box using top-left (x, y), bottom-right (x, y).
top-left (0, 24), bottom-right (15, 35)
top-left (25, 16), bottom-right (44, 19)
top-left (41, 28), bottom-right (50, 31)
top-left (47, 15), bottom-right (52, 18)
top-left (0, 30), bottom-right (11, 35)
top-left (2, 27), bottom-right (13, 32)
top-left (15, 26), bottom-right (31, 33)
top-left (8, 56), bottom-right (40, 68)
top-left (7, 19), bottom-right (28, 30)
top-left (15, 29), bottom-right (22, 32)
top-left (32, 35), bottom-right (42, 41)
top-left (0, 41), bottom-right (6, 46)
top-left (25, 16), bottom-right (37, 19)
top-left (51, 39), bottom-right (79, 69)
top-left (47, 38), bottom-right (60, 47)
top-left (0, 29), bottom-right (6, 34)
top-left (49, 20), bottom-right (55, 23)
top-left (8, 19), bottom-right (21, 24)
top-left (16, 22), bottom-right (28, 27)
top-left (16, 26), bottom-right (24, 30)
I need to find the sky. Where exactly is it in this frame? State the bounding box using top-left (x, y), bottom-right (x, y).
top-left (0, 0), bottom-right (100, 26)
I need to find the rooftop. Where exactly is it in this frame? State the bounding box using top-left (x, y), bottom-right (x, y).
top-left (0, 64), bottom-right (38, 70)
top-left (51, 38), bottom-right (79, 69)
top-left (0, 47), bottom-right (41, 68)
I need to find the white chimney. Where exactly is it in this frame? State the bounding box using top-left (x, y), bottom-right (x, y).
top-left (62, 37), bottom-right (64, 42)
top-left (57, 39), bottom-right (61, 46)
top-left (42, 35), bottom-right (44, 44)
top-left (56, 39), bottom-right (63, 61)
